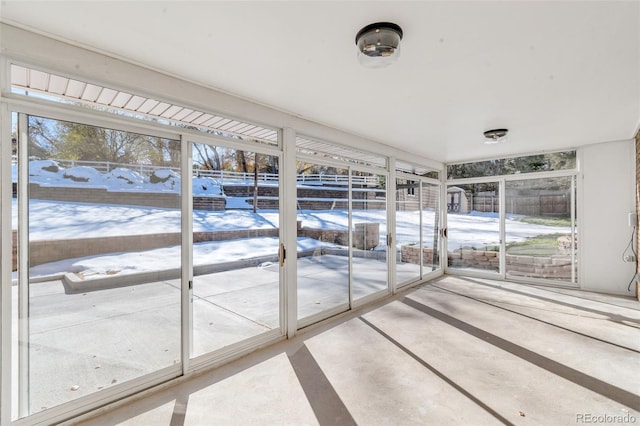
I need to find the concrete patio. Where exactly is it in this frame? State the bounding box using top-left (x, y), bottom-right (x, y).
top-left (16, 254), bottom-right (423, 414)
top-left (63, 275), bottom-right (640, 425)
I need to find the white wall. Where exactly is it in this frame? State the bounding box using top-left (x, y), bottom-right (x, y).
top-left (580, 139), bottom-right (636, 296)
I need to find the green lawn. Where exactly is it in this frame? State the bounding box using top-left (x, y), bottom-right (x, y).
top-left (513, 216), bottom-right (573, 227)
top-left (506, 232), bottom-right (568, 256)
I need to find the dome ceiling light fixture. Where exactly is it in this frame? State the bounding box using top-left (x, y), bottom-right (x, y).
top-left (355, 22), bottom-right (403, 68)
top-left (483, 128), bottom-right (509, 144)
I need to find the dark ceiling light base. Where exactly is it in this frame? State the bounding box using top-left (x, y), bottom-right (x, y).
top-left (355, 22), bottom-right (403, 68)
top-left (484, 128), bottom-right (509, 144)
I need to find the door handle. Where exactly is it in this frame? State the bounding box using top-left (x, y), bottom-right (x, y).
top-left (279, 243), bottom-right (286, 267)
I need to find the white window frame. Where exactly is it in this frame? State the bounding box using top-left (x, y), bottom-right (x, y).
top-left (445, 168), bottom-right (579, 286)
top-left (0, 32), bottom-right (445, 422)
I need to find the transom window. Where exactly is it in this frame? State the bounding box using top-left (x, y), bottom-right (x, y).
top-left (447, 151), bottom-right (577, 180)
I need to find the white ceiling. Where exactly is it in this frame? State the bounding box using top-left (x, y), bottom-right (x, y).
top-left (1, 1), bottom-right (639, 163)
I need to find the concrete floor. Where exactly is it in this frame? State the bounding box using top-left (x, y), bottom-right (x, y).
top-left (69, 276), bottom-right (640, 426)
top-left (15, 255), bottom-right (414, 415)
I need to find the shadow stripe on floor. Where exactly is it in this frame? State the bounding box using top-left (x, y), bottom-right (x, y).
top-left (359, 316), bottom-right (514, 426)
top-left (427, 283), bottom-right (640, 354)
top-left (169, 393), bottom-right (189, 426)
top-left (288, 345), bottom-right (357, 426)
top-left (457, 277), bottom-right (640, 326)
top-left (402, 296), bottom-right (640, 411)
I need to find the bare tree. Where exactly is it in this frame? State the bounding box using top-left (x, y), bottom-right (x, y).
top-left (193, 144), bottom-right (222, 171)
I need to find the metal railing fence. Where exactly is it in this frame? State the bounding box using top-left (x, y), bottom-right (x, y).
top-left (14, 158), bottom-right (381, 186)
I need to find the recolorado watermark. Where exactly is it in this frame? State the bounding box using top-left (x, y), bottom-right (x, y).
top-left (576, 413), bottom-right (637, 424)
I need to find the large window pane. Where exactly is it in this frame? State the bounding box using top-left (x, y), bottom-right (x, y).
top-left (10, 112), bottom-right (20, 421)
top-left (191, 143), bottom-right (281, 357)
top-left (447, 182), bottom-right (500, 274)
top-left (22, 115), bottom-right (181, 415)
top-left (395, 178), bottom-right (421, 284)
top-left (296, 161), bottom-right (350, 323)
top-left (396, 179), bottom-right (441, 286)
top-left (421, 182), bottom-right (441, 273)
top-left (351, 171), bottom-right (387, 301)
top-left (505, 177), bottom-right (577, 282)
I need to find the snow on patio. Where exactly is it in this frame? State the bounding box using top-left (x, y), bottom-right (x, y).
top-left (14, 199), bottom-right (570, 280)
top-left (11, 158), bottom-right (571, 280)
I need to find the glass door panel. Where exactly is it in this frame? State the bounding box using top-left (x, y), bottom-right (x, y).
top-left (22, 115), bottom-right (182, 416)
top-left (446, 182), bottom-right (501, 274)
top-left (191, 143), bottom-right (281, 357)
top-left (296, 162), bottom-right (350, 323)
top-left (422, 182), bottom-right (441, 274)
top-left (351, 171), bottom-right (387, 301)
top-left (395, 178), bottom-right (421, 285)
top-left (505, 177), bottom-right (577, 283)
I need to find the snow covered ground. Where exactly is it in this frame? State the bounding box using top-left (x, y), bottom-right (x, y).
top-left (12, 160), bottom-right (570, 280)
top-left (18, 201), bottom-right (567, 245)
top-left (15, 200), bottom-right (569, 280)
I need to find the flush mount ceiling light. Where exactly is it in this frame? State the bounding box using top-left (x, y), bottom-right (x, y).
top-left (483, 128), bottom-right (509, 144)
top-left (355, 22), bottom-right (403, 68)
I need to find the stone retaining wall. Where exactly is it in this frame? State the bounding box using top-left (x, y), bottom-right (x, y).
top-left (400, 245), bottom-right (440, 266)
top-left (23, 228), bottom-right (279, 268)
top-left (28, 183), bottom-right (181, 208)
top-left (28, 233), bottom-right (180, 267)
top-left (192, 197), bottom-right (227, 210)
top-left (223, 184), bottom-right (383, 199)
top-left (298, 222), bottom-right (379, 250)
top-left (15, 225), bottom-right (573, 280)
top-left (447, 248), bottom-right (500, 270)
top-left (504, 254), bottom-right (574, 280)
top-left (400, 244), bottom-right (575, 280)
top-left (18, 224), bottom-right (379, 269)
top-left (298, 228), bottom-right (349, 246)
top-left (193, 229), bottom-right (278, 243)
top-left (27, 183), bottom-right (227, 210)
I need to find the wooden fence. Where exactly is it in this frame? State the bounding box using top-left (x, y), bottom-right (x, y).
top-left (470, 191), bottom-right (571, 216)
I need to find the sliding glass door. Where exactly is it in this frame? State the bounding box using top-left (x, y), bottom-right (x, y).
top-left (445, 175), bottom-right (578, 284)
top-left (295, 161), bottom-right (351, 324)
top-left (395, 178), bottom-right (441, 286)
top-left (505, 176), bottom-right (577, 283)
top-left (190, 142), bottom-right (282, 358)
top-left (421, 182), bottom-right (441, 275)
top-left (395, 178), bottom-right (421, 284)
top-left (351, 171), bottom-right (387, 302)
top-left (295, 157), bottom-right (389, 327)
top-left (446, 182), bottom-right (501, 275)
top-left (17, 114), bottom-right (182, 417)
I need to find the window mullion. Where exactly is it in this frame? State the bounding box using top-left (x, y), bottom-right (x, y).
top-left (181, 134), bottom-right (193, 373)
